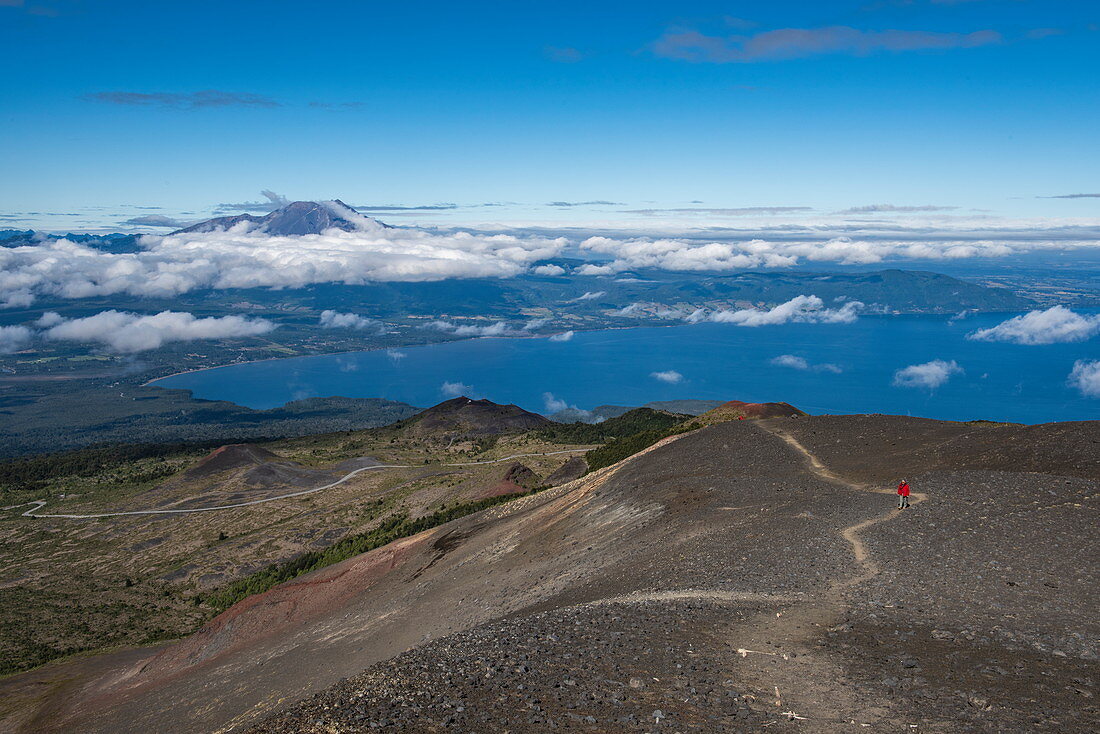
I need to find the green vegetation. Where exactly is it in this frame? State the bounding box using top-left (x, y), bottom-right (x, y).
top-left (584, 423), bottom-right (694, 473)
top-left (537, 408), bottom-right (687, 445)
top-left (0, 441), bottom-right (219, 503)
top-left (204, 489), bottom-right (545, 613)
top-left (536, 408), bottom-right (695, 473)
top-left (0, 584), bottom-right (203, 676)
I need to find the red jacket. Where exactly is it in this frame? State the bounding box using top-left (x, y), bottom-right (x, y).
top-left (897, 482), bottom-right (911, 497)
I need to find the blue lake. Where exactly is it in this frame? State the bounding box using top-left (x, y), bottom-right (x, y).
top-left (153, 313), bottom-right (1100, 424)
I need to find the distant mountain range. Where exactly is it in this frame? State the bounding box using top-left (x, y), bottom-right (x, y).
top-left (172, 200), bottom-right (390, 235)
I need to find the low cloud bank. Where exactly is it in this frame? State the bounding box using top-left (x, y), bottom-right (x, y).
top-left (42, 310), bottom-right (275, 353)
top-left (770, 354), bottom-right (842, 373)
top-left (968, 306), bottom-right (1100, 345)
top-left (0, 224), bottom-right (565, 307)
top-left (1068, 360), bottom-right (1100, 398)
top-left (708, 295), bottom-right (862, 326)
top-left (3, 216), bottom-right (1099, 307)
top-left (892, 359), bottom-right (963, 390)
top-left (319, 310), bottom-right (377, 330)
top-left (549, 331), bottom-right (574, 342)
top-left (0, 325), bottom-right (32, 353)
top-left (427, 320), bottom-right (511, 337)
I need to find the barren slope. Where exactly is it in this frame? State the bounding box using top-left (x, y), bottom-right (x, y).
top-left (3, 416), bottom-right (1097, 733)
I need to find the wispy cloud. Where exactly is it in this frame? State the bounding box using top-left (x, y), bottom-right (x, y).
top-left (121, 214), bottom-right (189, 228)
top-left (85, 90), bottom-right (281, 109)
top-left (653, 25), bottom-right (1001, 63)
top-left (838, 204), bottom-right (959, 214)
top-left (892, 359), bottom-right (963, 389)
top-left (215, 190), bottom-right (288, 213)
top-left (568, 291), bottom-right (606, 302)
top-left (355, 203), bottom-right (459, 211)
top-left (544, 46), bottom-right (585, 63)
top-left (548, 201), bottom-right (624, 207)
top-left (1039, 193), bottom-right (1100, 199)
top-left (623, 206), bottom-right (811, 216)
top-left (307, 101), bottom-right (364, 110)
top-left (1026, 28), bottom-right (1063, 40)
top-left (41, 310), bottom-right (275, 353)
top-left (967, 306), bottom-right (1100, 345)
top-left (548, 330), bottom-right (575, 342)
top-left (770, 354), bottom-right (843, 373)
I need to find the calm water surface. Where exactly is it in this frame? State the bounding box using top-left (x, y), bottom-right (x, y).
top-left (154, 314), bottom-right (1100, 424)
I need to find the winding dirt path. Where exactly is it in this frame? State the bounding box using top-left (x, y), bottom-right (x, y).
top-left (762, 423), bottom-right (928, 587)
top-left (718, 421), bottom-right (931, 728)
top-left (3, 449), bottom-right (586, 520)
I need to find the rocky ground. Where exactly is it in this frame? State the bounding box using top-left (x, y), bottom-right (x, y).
top-left (4, 415), bottom-right (1097, 732)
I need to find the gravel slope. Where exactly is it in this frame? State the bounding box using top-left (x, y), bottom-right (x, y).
top-left (14, 417), bottom-right (1098, 733)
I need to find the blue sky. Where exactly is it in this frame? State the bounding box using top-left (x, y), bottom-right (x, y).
top-left (1, 0), bottom-right (1098, 231)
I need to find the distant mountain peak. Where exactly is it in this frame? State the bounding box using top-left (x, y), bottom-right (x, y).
top-left (171, 199), bottom-right (390, 236)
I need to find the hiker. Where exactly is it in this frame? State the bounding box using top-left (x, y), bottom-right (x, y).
top-left (897, 479), bottom-right (911, 509)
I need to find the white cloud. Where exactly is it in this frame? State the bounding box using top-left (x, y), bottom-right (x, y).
top-left (441, 381), bottom-right (475, 398)
top-left (1068, 360), bottom-right (1100, 398)
top-left (651, 370), bottom-right (684, 384)
top-left (772, 354), bottom-right (810, 370)
top-left (542, 392), bottom-right (570, 413)
top-left (570, 291), bottom-right (606, 302)
top-left (548, 330), bottom-right (575, 342)
top-left (34, 311), bottom-right (64, 328)
top-left (318, 310), bottom-right (377, 330)
top-left (542, 391), bottom-right (592, 419)
top-left (575, 264), bottom-right (615, 276)
top-left (0, 325), bottom-right (32, 353)
top-left (0, 224), bottom-right (567, 306)
top-left (579, 236), bottom-right (797, 272)
top-left (892, 359), bottom-right (963, 390)
top-left (616, 303), bottom-right (643, 316)
top-left (0, 290), bottom-right (35, 309)
top-left (708, 295), bottom-right (862, 326)
top-left (684, 308), bottom-right (708, 323)
top-left (523, 317), bottom-right (550, 330)
top-left (43, 310), bottom-right (275, 353)
top-left (770, 354), bottom-right (842, 373)
top-left (386, 349), bottom-right (406, 362)
top-left (967, 306), bottom-right (1100, 345)
top-left (8, 211), bottom-right (1099, 309)
top-left (427, 320), bottom-right (512, 337)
